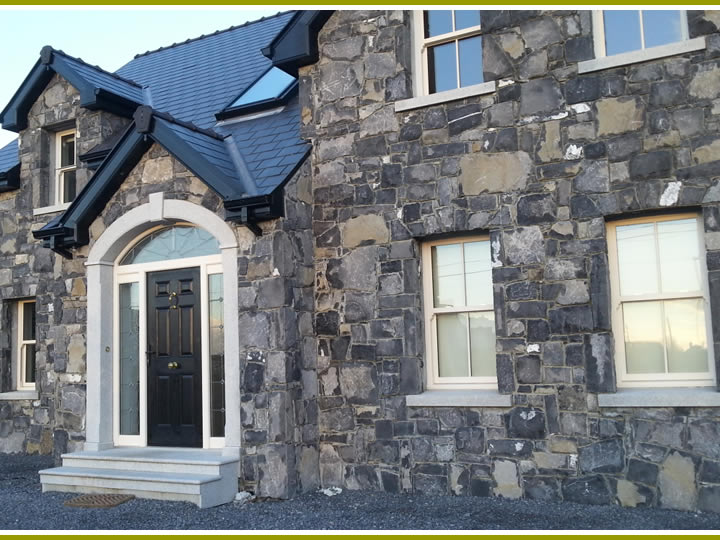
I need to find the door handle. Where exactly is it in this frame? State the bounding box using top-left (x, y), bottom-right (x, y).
top-left (167, 361), bottom-right (179, 369)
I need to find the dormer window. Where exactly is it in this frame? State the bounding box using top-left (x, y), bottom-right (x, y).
top-left (55, 129), bottom-right (76, 205)
top-left (216, 67), bottom-right (297, 120)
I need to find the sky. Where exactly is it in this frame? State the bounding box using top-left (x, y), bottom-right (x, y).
top-left (0, 7), bottom-right (281, 148)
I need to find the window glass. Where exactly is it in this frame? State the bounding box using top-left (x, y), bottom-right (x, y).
top-left (657, 218), bottom-right (701, 293)
top-left (231, 67), bottom-right (296, 108)
top-left (209, 273), bottom-right (225, 438)
top-left (643, 10), bottom-right (683, 49)
top-left (119, 283), bottom-right (140, 435)
top-left (604, 10), bottom-right (642, 56)
top-left (616, 222), bottom-right (658, 297)
top-left (60, 133), bottom-right (75, 168)
top-left (428, 42), bottom-right (458, 94)
top-left (62, 170), bottom-right (76, 204)
top-left (623, 301), bottom-right (665, 374)
top-left (22, 301), bottom-right (35, 341)
top-left (454, 10), bottom-right (481, 31)
top-left (665, 298), bottom-right (708, 373)
top-left (120, 226), bottom-right (220, 265)
top-left (464, 241), bottom-right (492, 306)
top-left (437, 313), bottom-right (469, 377)
top-left (470, 312), bottom-right (495, 376)
top-left (425, 10), bottom-right (453, 37)
top-left (432, 243), bottom-right (464, 308)
top-left (458, 36), bottom-right (484, 87)
top-left (24, 345), bottom-right (36, 384)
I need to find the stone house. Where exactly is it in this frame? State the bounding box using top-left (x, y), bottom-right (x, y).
top-left (1, 9), bottom-right (720, 512)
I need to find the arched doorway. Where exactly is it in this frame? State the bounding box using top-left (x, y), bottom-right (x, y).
top-left (84, 193), bottom-right (240, 454)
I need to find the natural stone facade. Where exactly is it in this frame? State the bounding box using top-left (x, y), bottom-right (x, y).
top-left (299, 10), bottom-right (720, 511)
top-left (5, 9), bottom-right (720, 513)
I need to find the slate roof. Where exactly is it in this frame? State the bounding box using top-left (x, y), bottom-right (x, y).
top-left (0, 139), bottom-right (18, 174)
top-left (2, 10), bottom-right (310, 212)
top-left (116, 12), bottom-right (295, 129)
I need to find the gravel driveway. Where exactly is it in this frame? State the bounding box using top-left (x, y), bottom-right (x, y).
top-left (2, 454), bottom-right (720, 530)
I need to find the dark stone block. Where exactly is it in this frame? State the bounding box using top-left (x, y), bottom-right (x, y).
top-left (649, 110), bottom-right (671, 134)
top-left (356, 135), bottom-right (388, 157)
top-left (701, 459), bottom-right (720, 483)
top-left (470, 478), bottom-right (492, 497)
top-left (520, 78), bottom-right (563, 117)
top-left (527, 320), bottom-right (550, 342)
top-left (570, 195), bottom-right (602, 219)
top-left (244, 430), bottom-right (268, 444)
top-left (488, 439), bottom-right (533, 457)
top-left (517, 193), bottom-right (557, 225)
top-left (508, 301), bottom-right (548, 319)
top-left (380, 470), bottom-right (401, 493)
top-left (316, 311), bottom-right (340, 336)
top-left (496, 354), bottom-right (515, 394)
top-left (524, 477), bottom-right (561, 500)
top-left (565, 36), bottom-right (594, 63)
top-left (562, 475), bottom-right (612, 505)
top-left (381, 164), bottom-right (403, 187)
top-left (495, 128), bottom-right (518, 152)
top-left (351, 344), bottom-right (376, 361)
top-left (456, 427), bottom-right (486, 456)
top-left (549, 305), bottom-right (594, 334)
top-left (414, 474), bottom-right (448, 496)
top-left (544, 394), bottom-right (560, 434)
top-left (243, 363), bottom-right (265, 393)
top-left (330, 336), bottom-right (350, 362)
top-left (399, 124), bottom-right (422, 141)
top-left (584, 142), bottom-right (606, 159)
top-left (416, 419), bottom-right (439, 435)
top-left (650, 80), bottom-right (685, 108)
top-left (423, 107), bottom-right (447, 129)
top-left (480, 10), bottom-right (511, 32)
top-left (399, 357), bottom-right (422, 394)
top-left (369, 440), bottom-right (400, 464)
top-left (699, 486), bottom-right (720, 513)
top-left (590, 254), bottom-right (611, 331)
top-left (499, 83), bottom-right (520, 103)
top-left (517, 355), bottom-right (542, 383)
top-left (629, 151), bottom-right (673, 180)
top-left (627, 459), bottom-right (659, 485)
top-left (422, 142), bottom-right (467, 159)
top-left (579, 438), bottom-right (625, 473)
top-left (565, 76), bottom-right (601, 105)
top-left (393, 421), bottom-right (415, 437)
top-left (507, 407), bottom-right (546, 439)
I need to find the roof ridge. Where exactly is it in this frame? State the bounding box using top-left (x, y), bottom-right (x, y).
top-left (131, 10), bottom-right (295, 60)
top-left (51, 48), bottom-right (144, 89)
top-left (152, 109), bottom-right (226, 141)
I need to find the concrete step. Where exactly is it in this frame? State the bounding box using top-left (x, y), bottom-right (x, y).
top-left (61, 447), bottom-right (238, 476)
top-left (40, 466), bottom-right (236, 509)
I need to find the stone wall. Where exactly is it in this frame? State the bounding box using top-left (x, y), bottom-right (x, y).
top-left (302, 9), bottom-right (720, 511)
top-left (0, 74), bottom-right (129, 455)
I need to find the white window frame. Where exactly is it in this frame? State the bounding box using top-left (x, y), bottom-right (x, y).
top-left (580, 10), bottom-right (705, 74)
top-left (607, 213), bottom-right (716, 388)
top-left (54, 128), bottom-right (76, 206)
top-left (422, 236), bottom-right (496, 390)
top-left (403, 10), bottom-right (495, 111)
top-left (16, 300), bottom-right (36, 391)
top-left (113, 224), bottom-right (225, 449)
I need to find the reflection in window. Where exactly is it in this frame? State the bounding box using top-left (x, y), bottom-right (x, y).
top-left (421, 10), bottom-right (484, 94)
top-left (119, 283), bottom-right (140, 435)
top-left (120, 226), bottom-right (219, 265)
top-left (230, 67), bottom-right (296, 108)
top-left (209, 274), bottom-right (225, 437)
top-left (603, 10), bottom-right (685, 57)
top-left (18, 300), bottom-right (36, 389)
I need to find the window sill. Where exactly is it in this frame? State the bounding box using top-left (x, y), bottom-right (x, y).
top-left (598, 387), bottom-right (720, 408)
top-left (406, 389), bottom-right (511, 407)
top-left (0, 390), bottom-right (38, 401)
top-left (33, 202), bottom-right (71, 216)
top-left (578, 37), bottom-right (707, 74)
top-left (394, 81), bottom-right (496, 113)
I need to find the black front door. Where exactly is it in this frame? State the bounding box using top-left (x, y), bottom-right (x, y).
top-left (147, 267), bottom-right (203, 447)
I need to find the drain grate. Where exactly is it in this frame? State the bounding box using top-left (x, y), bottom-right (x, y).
top-left (64, 494), bottom-right (136, 508)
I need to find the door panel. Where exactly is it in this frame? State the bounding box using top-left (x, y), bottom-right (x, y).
top-left (147, 267), bottom-right (202, 447)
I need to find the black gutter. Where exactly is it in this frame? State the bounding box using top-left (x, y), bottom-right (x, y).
top-left (261, 10), bottom-right (334, 75)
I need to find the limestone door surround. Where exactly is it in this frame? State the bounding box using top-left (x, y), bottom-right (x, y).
top-left (84, 192), bottom-right (240, 456)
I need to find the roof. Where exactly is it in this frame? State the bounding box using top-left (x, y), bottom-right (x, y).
top-left (116, 11), bottom-right (295, 129)
top-left (0, 10), bottom-right (321, 253)
top-left (0, 138), bottom-right (18, 173)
